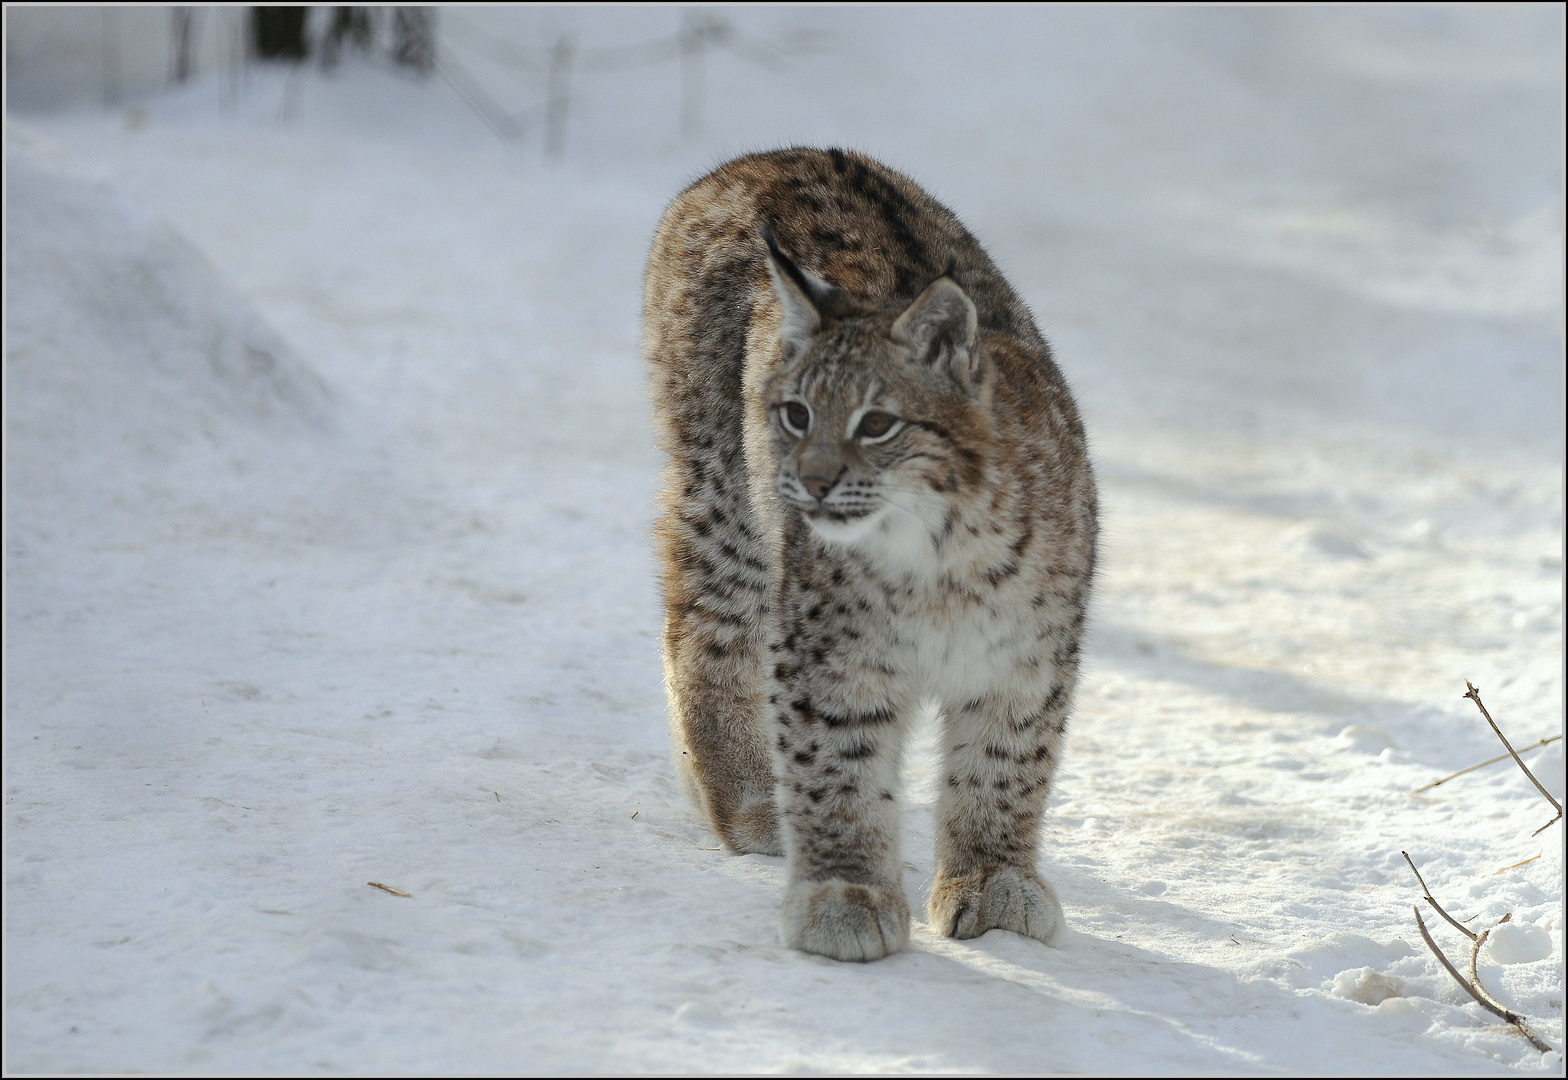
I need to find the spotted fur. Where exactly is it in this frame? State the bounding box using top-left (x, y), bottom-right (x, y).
top-left (644, 148), bottom-right (1097, 961)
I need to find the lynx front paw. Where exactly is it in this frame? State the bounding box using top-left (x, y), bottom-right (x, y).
top-left (930, 866), bottom-right (1064, 945)
top-left (781, 878), bottom-right (911, 962)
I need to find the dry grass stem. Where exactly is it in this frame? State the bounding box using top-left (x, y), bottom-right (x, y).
top-left (1403, 850), bottom-right (1477, 940)
top-left (1463, 682), bottom-right (1562, 835)
top-left (1411, 735), bottom-right (1563, 795)
top-left (1490, 854), bottom-right (1542, 877)
top-left (368, 881), bottom-right (412, 897)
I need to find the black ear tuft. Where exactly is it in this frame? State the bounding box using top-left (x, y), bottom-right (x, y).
top-left (759, 221), bottom-right (838, 308)
top-left (760, 221), bottom-right (824, 351)
top-left (759, 221), bottom-right (858, 351)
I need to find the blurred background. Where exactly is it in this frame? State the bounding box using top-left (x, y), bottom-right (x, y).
top-left (7, 5), bottom-right (1563, 453)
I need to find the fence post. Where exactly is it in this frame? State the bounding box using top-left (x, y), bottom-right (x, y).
top-left (392, 7), bottom-right (436, 74)
top-left (221, 6), bottom-right (246, 108)
top-left (322, 7), bottom-right (375, 69)
top-left (679, 12), bottom-right (705, 139)
top-left (102, 7), bottom-right (122, 108)
top-left (544, 33), bottom-right (574, 160)
top-left (169, 7), bottom-right (197, 83)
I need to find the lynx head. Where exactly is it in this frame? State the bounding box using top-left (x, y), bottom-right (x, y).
top-left (760, 228), bottom-right (994, 551)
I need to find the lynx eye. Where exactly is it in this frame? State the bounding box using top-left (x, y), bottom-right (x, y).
top-left (782, 401), bottom-right (811, 434)
top-left (855, 411), bottom-right (899, 441)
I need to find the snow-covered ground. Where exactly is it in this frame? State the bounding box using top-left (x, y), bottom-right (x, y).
top-left (4, 6), bottom-right (1563, 1073)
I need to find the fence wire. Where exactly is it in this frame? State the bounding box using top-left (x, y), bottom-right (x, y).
top-left (438, 12), bottom-right (831, 158)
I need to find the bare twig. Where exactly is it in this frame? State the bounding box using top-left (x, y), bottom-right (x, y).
top-left (1414, 908), bottom-right (1487, 1006)
top-left (1413, 908), bottom-right (1551, 1052)
top-left (1472, 917), bottom-right (1553, 1053)
top-left (1411, 735), bottom-right (1563, 794)
top-left (1402, 851), bottom-right (1476, 940)
top-left (368, 881), bottom-right (412, 897)
top-left (1395, 688), bottom-right (1560, 1056)
top-left (1464, 682), bottom-right (1562, 835)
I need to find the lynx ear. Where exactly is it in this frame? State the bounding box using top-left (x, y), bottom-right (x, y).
top-left (761, 223), bottom-right (837, 353)
top-left (891, 275), bottom-right (979, 389)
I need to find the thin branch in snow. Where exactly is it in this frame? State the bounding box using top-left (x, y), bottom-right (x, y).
top-left (1463, 681), bottom-right (1563, 835)
top-left (1402, 850), bottom-right (1477, 940)
top-left (1466, 917), bottom-right (1547, 1040)
top-left (368, 881), bottom-right (412, 897)
top-left (1410, 734), bottom-right (1563, 795)
top-left (1413, 907), bottom-right (1552, 1052)
top-left (1413, 907), bottom-right (1481, 999)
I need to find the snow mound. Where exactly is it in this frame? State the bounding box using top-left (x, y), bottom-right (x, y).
top-left (1523, 745), bottom-right (1565, 801)
top-left (6, 136), bottom-right (337, 548)
top-left (6, 137), bottom-right (328, 479)
top-left (1486, 920), bottom-right (1554, 965)
top-left (1285, 519), bottom-right (1373, 561)
top-left (1332, 966), bottom-right (1407, 1006)
top-left (1333, 724), bottom-right (1398, 754)
top-left (1276, 932), bottom-right (1419, 990)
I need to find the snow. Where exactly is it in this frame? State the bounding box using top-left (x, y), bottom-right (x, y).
top-left (1490, 922), bottom-right (1557, 968)
top-left (4, 6), bottom-right (1563, 1073)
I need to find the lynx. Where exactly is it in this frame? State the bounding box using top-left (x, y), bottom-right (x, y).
top-left (644, 148), bottom-right (1097, 962)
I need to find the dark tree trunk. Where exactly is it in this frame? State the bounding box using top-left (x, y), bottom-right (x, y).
top-left (169, 7), bottom-right (197, 82)
top-left (392, 7), bottom-right (436, 75)
top-left (321, 7), bottom-right (373, 69)
top-left (252, 7), bottom-right (308, 62)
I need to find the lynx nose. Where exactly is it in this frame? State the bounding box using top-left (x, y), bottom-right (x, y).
top-left (800, 474), bottom-right (836, 501)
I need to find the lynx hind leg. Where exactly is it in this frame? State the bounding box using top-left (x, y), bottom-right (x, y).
top-left (929, 689), bottom-right (1072, 946)
top-left (656, 484), bottom-right (782, 857)
top-left (664, 626), bottom-right (781, 855)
